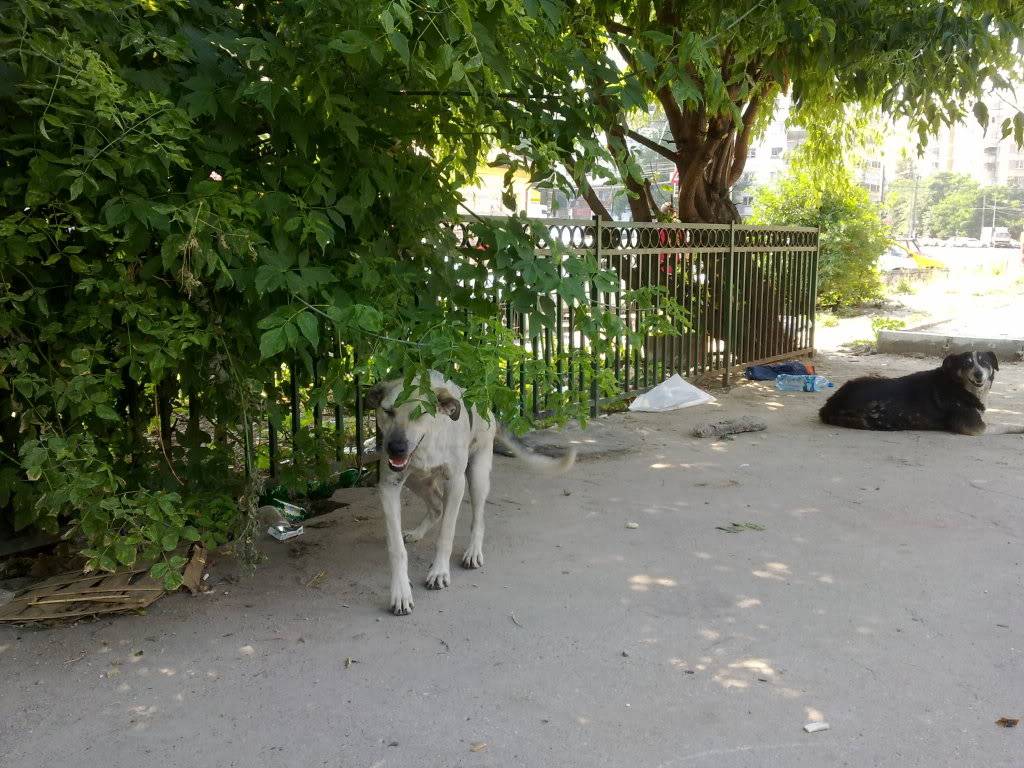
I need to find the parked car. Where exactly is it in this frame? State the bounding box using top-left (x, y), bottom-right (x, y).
top-left (878, 245), bottom-right (917, 272)
top-left (964, 237), bottom-right (983, 248)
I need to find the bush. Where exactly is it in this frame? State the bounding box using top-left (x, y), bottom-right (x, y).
top-left (871, 317), bottom-right (906, 337)
top-left (1, 2), bottom-right (663, 585)
top-left (751, 157), bottom-right (886, 308)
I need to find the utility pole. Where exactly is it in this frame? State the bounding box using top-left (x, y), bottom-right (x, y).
top-left (908, 171), bottom-right (919, 238)
top-left (980, 192), bottom-right (986, 239)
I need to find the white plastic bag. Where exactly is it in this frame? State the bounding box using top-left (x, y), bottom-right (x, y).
top-left (628, 374), bottom-right (715, 412)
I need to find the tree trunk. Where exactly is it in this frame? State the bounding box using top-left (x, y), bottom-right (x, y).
top-left (594, 90), bottom-right (796, 364)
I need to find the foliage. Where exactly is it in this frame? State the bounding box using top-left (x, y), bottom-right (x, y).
top-left (0, 0), bottom-right (676, 584)
top-left (886, 172), bottom-right (1024, 239)
top-left (497, 0), bottom-right (1024, 224)
top-left (751, 152), bottom-right (886, 308)
top-left (871, 317), bottom-right (906, 337)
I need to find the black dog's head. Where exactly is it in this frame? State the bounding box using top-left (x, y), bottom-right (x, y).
top-left (941, 351), bottom-right (998, 394)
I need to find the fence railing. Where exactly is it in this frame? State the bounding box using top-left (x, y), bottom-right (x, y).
top-left (448, 216), bottom-right (819, 420)
top-left (257, 216), bottom-right (818, 482)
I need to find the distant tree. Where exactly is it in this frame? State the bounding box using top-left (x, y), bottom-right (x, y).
top-left (752, 153), bottom-right (886, 307)
top-left (977, 186), bottom-right (1024, 240)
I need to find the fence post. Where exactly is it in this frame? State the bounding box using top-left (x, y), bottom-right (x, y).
top-left (590, 215), bottom-right (601, 418)
top-left (723, 222), bottom-right (735, 386)
top-left (288, 361), bottom-right (300, 437)
top-left (267, 376), bottom-right (278, 479)
top-left (334, 334), bottom-right (344, 464)
top-left (354, 346), bottom-right (364, 470)
top-left (809, 230), bottom-right (819, 356)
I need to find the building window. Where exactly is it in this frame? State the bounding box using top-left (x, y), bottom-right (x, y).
top-left (1011, 159), bottom-right (1024, 170)
top-left (742, 195), bottom-right (754, 206)
top-left (1009, 176), bottom-right (1024, 187)
top-left (747, 148), bottom-right (756, 158)
top-left (770, 147), bottom-right (783, 158)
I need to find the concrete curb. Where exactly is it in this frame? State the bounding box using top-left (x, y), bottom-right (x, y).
top-left (877, 330), bottom-right (1024, 359)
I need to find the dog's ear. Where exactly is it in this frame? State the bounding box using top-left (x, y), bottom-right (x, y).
top-left (941, 353), bottom-right (962, 376)
top-left (365, 382), bottom-right (387, 410)
top-left (434, 388), bottom-right (462, 421)
top-left (981, 350), bottom-right (999, 371)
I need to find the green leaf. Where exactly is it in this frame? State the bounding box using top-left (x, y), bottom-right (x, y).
top-left (161, 532), bottom-right (179, 552)
top-left (260, 327), bottom-right (287, 359)
top-left (388, 32), bottom-right (410, 64)
top-left (392, 3), bottom-right (413, 32)
top-left (95, 404), bottom-right (119, 421)
top-left (295, 311), bottom-right (319, 347)
top-left (329, 31), bottom-right (370, 54)
top-left (150, 562), bottom-right (169, 581)
top-left (973, 101), bottom-right (989, 132)
top-left (114, 541), bottom-right (137, 566)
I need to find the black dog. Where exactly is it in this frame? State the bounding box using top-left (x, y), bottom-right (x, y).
top-left (819, 351), bottom-right (998, 435)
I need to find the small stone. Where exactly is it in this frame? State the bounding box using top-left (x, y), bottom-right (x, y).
top-left (625, 522), bottom-right (639, 529)
top-left (621, 651), bottom-right (630, 657)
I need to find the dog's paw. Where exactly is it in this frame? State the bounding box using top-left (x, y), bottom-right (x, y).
top-left (389, 582), bottom-right (414, 615)
top-left (402, 529), bottom-right (423, 544)
top-left (425, 565), bottom-right (451, 590)
top-left (461, 547), bottom-right (484, 569)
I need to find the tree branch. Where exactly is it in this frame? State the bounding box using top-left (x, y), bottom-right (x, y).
top-left (605, 19), bottom-right (634, 36)
top-left (565, 156), bottom-right (612, 220)
top-left (582, 185), bottom-right (613, 220)
top-left (625, 129), bottom-right (679, 162)
top-left (728, 88), bottom-right (765, 186)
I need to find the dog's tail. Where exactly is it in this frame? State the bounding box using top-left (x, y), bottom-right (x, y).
top-left (495, 424), bottom-right (576, 473)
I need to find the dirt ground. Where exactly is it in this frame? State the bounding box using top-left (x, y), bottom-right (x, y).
top-left (2, 351), bottom-right (1023, 768)
top-left (816, 246), bottom-right (1024, 353)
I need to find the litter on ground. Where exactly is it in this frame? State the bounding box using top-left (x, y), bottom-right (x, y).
top-left (628, 375), bottom-right (715, 412)
top-left (716, 522), bottom-right (765, 533)
top-left (692, 418), bottom-right (767, 438)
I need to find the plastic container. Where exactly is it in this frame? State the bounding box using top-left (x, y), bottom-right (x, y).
top-left (774, 374), bottom-right (834, 392)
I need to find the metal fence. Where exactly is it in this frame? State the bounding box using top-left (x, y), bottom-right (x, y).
top-left (259, 217), bottom-right (818, 479)
top-left (450, 216), bottom-right (819, 419)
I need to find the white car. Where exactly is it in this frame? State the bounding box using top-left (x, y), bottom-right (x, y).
top-left (878, 246), bottom-right (917, 272)
top-left (964, 237), bottom-right (982, 248)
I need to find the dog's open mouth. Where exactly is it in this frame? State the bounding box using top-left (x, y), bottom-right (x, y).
top-left (387, 455), bottom-right (410, 472)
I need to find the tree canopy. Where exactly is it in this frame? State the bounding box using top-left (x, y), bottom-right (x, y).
top-left (506, 0), bottom-right (1024, 223)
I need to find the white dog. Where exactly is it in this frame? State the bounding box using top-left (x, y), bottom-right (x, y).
top-left (366, 371), bottom-right (576, 615)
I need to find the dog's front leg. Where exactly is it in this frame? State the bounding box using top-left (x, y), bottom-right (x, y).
top-left (983, 422), bottom-right (1024, 435)
top-left (380, 484), bottom-right (414, 615)
top-left (425, 471), bottom-right (466, 590)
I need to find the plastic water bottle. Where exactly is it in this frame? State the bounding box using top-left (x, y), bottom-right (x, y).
top-left (775, 374), bottom-right (834, 392)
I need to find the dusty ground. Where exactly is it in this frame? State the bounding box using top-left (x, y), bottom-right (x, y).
top-left (2, 352), bottom-right (1024, 768)
top-left (816, 246), bottom-right (1024, 352)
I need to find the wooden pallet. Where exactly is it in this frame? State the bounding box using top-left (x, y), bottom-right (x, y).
top-left (0, 544), bottom-right (207, 623)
